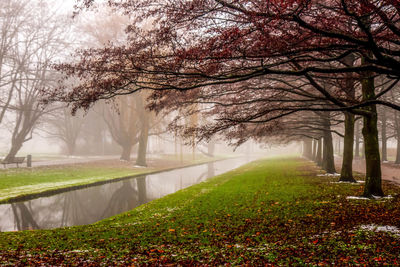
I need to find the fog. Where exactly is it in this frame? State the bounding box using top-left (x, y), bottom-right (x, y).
top-left (0, 0), bottom-right (398, 165)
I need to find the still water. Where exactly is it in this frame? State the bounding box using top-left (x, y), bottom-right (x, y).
top-left (0, 158), bottom-right (254, 232)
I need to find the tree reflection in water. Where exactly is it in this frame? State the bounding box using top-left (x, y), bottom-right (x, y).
top-left (0, 158), bottom-right (251, 232)
top-left (11, 202), bottom-right (39, 231)
top-left (101, 177), bottom-right (147, 218)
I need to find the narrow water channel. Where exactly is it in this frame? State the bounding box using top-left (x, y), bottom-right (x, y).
top-left (0, 157), bottom-right (254, 232)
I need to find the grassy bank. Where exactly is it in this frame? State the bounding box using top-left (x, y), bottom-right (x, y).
top-left (0, 154), bottom-right (221, 203)
top-left (0, 157), bottom-right (399, 265)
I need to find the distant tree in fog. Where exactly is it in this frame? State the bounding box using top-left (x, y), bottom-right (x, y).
top-left (0, 0), bottom-right (29, 125)
top-left (71, 6), bottom-right (160, 165)
top-left (45, 106), bottom-right (86, 156)
top-left (2, 0), bottom-right (71, 161)
top-left (102, 94), bottom-right (142, 161)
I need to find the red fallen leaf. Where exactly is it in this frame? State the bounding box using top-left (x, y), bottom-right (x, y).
top-left (312, 240), bottom-right (318, 244)
top-left (168, 229), bottom-right (175, 232)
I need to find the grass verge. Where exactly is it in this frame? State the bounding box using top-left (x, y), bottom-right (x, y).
top-left (0, 154), bottom-right (222, 204)
top-left (0, 157), bottom-right (399, 265)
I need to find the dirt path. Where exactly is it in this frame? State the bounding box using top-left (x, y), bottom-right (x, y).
top-left (335, 156), bottom-right (400, 185)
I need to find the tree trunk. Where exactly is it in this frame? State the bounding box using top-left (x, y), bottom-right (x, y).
top-left (361, 74), bottom-right (383, 197)
top-left (355, 119), bottom-right (361, 158)
top-left (120, 143), bottom-right (133, 161)
top-left (392, 93), bottom-right (400, 164)
top-left (396, 112), bottom-right (400, 164)
top-left (303, 138), bottom-right (313, 159)
top-left (336, 138), bottom-right (341, 156)
top-left (381, 107), bottom-right (388, 162)
top-left (316, 138), bottom-right (323, 166)
top-left (322, 116), bottom-right (336, 174)
top-left (136, 123), bottom-right (149, 166)
top-left (312, 139), bottom-right (317, 161)
top-left (340, 112), bottom-right (356, 182)
top-left (66, 140), bottom-right (76, 156)
top-left (4, 141), bottom-right (23, 162)
top-left (396, 136), bottom-right (400, 164)
top-left (135, 110), bottom-right (149, 167)
top-left (208, 139), bottom-right (215, 157)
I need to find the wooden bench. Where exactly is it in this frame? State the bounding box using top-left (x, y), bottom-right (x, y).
top-left (1, 156), bottom-right (26, 168)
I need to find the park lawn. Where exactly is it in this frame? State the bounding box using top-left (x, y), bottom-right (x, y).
top-left (0, 154), bottom-right (220, 204)
top-left (0, 157), bottom-right (400, 265)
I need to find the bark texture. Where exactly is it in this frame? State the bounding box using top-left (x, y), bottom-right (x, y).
top-left (340, 112), bottom-right (356, 182)
top-left (303, 138), bottom-right (313, 159)
top-left (361, 74), bottom-right (383, 197)
top-left (316, 138), bottom-right (323, 166)
top-left (322, 116), bottom-right (336, 174)
top-left (380, 107), bottom-right (387, 162)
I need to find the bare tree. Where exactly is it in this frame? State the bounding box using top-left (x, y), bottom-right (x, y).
top-left (3, 0), bottom-right (71, 160)
top-left (45, 106), bottom-right (86, 155)
top-left (0, 0), bottom-right (29, 124)
top-left (102, 95), bottom-right (141, 161)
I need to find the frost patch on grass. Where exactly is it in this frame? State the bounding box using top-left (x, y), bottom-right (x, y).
top-left (166, 207), bottom-right (178, 212)
top-left (310, 230), bottom-right (343, 239)
top-left (0, 176), bottom-right (125, 201)
top-left (70, 250), bottom-right (90, 253)
top-left (317, 173), bottom-right (340, 177)
top-left (330, 181), bottom-right (361, 184)
top-left (346, 196), bottom-right (370, 200)
top-left (346, 195), bottom-right (393, 200)
top-left (133, 165), bottom-right (146, 168)
top-left (358, 224), bottom-right (400, 236)
top-left (330, 180), bottom-right (364, 184)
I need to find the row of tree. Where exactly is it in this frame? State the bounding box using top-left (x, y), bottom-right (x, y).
top-left (52, 0), bottom-right (400, 198)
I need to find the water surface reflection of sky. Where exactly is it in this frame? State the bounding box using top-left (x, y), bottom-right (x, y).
top-left (0, 158), bottom-right (253, 232)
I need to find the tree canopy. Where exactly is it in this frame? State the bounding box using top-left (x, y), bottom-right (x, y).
top-left (51, 0), bottom-right (400, 197)
top-left (55, 0), bottom-right (400, 111)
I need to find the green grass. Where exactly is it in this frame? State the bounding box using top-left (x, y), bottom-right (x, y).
top-left (0, 154), bottom-right (221, 203)
top-left (0, 157), bottom-right (399, 265)
top-left (0, 165), bottom-right (150, 203)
